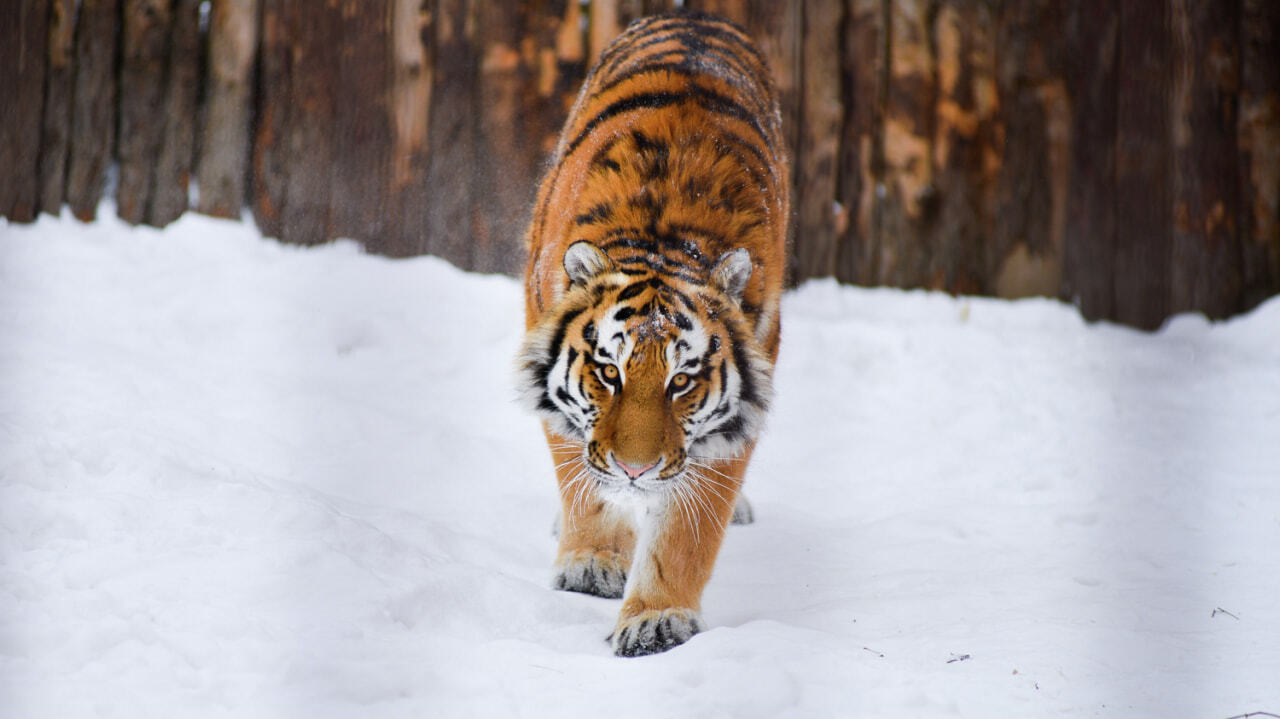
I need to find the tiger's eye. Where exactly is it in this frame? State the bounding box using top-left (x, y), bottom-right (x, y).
top-left (671, 373), bottom-right (690, 388)
top-left (602, 364), bottom-right (619, 380)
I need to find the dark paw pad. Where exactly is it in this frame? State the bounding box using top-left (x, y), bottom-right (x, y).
top-left (553, 551), bottom-right (627, 599)
top-left (611, 609), bottom-right (704, 657)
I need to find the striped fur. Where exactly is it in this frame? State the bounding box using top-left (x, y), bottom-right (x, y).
top-left (517, 11), bottom-right (788, 657)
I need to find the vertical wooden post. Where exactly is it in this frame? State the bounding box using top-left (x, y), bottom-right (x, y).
top-left (877, 0), bottom-right (935, 288)
top-left (198, 0), bottom-right (260, 219)
top-left (924, 0), bottom-right (996, 295)
top-left (1169, 0), bottom-right (1243, 319)
top-left (472, 0), bottom-right (535, 274)
top-left (252, 0), bottom-right (292, 239)
top-left (1061, 0), bottom-right (1119, 321)
top-left (38, 0), bottom-right (77, 217)
top-left (117, 0), bottom-right (174, 225)
top-left (835, 0), bottom-right (886, 286)
top-left (65, 0), bottom-right (120, 222)
top-left (149, 0), bottom-right (202, 226)
top-left (424, 0), bottom-right (480, 267)
top-left (1113, 0), bottom-right (1172, 330)
top-left (280, 0), bottom-right (339, 244)
top-left (990, 0), bottom-right (1069, 300)
top-left (793, 0), bottom-right (844, 282)
top-left (329, 0), bottom-right (392, 247)
top-left (589, 0), bottom-right (624, 63)
top-left (382, 0), bottom-right (434, 257)
top-left (1238, 0), bottom-right (1280, 309)
top-left (0, 0), bottom-right (49, 222)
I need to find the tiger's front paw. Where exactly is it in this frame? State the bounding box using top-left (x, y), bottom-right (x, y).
top-left (611, 608), bottom-right (705, 657)
top-left (553, 549), bottom-right (628, 599)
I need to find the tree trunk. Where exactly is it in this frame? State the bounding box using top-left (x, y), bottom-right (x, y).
top-left (65, 0), bottom-right (120, 222)
top-left (38, 0), bottom-right (76, 217)
top-left (117, 0), bottom-right (174, 225)
top-left (198, 0), bottom-right (260, 219)
top-left (149, 0), bottom-right (202, 226)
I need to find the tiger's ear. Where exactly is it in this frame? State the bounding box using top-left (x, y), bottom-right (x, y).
top-left (564, 241), bottom-right (614, 286)
top-left (711, 249), bottom-right (752, 303)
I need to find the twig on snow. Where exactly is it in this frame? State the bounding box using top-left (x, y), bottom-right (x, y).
top-left (946, 653), bottom-right (971, 664)
top-left (862, 646), bottom-right (884, 658)
top-left (1211, 607), bottom-right (1241, 620)
top-left (1221, 713), bottom-right (1280, 719)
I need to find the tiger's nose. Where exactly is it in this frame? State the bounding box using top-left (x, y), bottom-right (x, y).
top-left (616, 459), bottom-right (658, 480)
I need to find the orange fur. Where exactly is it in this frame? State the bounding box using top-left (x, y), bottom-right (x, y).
top-left (520, 11), bottom-right (788, 657)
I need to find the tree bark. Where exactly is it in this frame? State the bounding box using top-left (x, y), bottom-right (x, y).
top-left (117, 0), bottom-right (174, 225)
top-left (65, 0), bottom-right (120, 222)
top-left (1113, 0), bottom-right (1172, 330)
top-left (1169, 0), bottom-right (1243, 319)
top-left (1238, 0), bottom-right (1280, 310)
top-left (197, 0), bottom-right (260, 219)
top-left (793, 0), bottom-right (844, 282)
top-left (38, 0), bottom-right (76, 217)
top-left (149, 0), bottom-right (202, 226)
top-left (1061, 0), bottom-right (1119, 321)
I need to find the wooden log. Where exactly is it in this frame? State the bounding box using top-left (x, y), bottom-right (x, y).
top-left (1061, 0), bottom-right (1118, 322)
top-left (472, 0), bottom-right (537, 274)
top-left (197, 0), bottom-right (260, 219)
top-left (382, 0), bottom-right (435, 257)
top-left (149, 0), bottom-right (202, 226)
top-left (792, 0), bottom-right (844, 282)
top-left (38, 0), bottom-right (76, 217)
top-left (329, 0), bottom-right (392, 248)
top-left (1238, 0), bottom-right (1280, 310)
top-left (1113, 0), bottom-right (1172, 330)
top-left (877, 0), bottom-right (935, 288)
top-left (251, 0), bottom-right (292, 239)
top-left (424, 0), bottom-right (480, 268)
top-left (990, 0), bottom-right (1069, 300)
top-left (1169, 0), bottom-right (1243, 319)
top-left (923, 0), bottom-right (996, 295)
top-left (65, 0), bottom-right (120, 222)
top-left (279, 0), bottom-right (338, 245)
top-left (589, 0), bottom-right (624, 63)
top-left (835, 0), bottom-right (885, 286)
top-left (0, 0), bottom-right (49, 222)
top-left (116, 0), bottom-right (174, 225)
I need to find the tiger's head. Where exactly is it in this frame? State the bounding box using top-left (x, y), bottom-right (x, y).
top-left (518, 242), bottom-right (773, 497)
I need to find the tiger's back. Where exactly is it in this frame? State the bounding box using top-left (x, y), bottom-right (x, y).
top-left (525, 11), bottom-right (789, 352)
top-left (519, 12), bottom-right (789, 657)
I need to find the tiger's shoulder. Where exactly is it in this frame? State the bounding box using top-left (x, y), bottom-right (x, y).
top-left (524, 11), bottom-right (790, 356)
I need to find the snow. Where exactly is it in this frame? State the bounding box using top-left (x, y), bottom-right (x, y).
top-left (2, 207), bottom-right (1278, 718)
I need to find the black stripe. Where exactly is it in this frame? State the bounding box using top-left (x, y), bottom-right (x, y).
top-left (618, 282), bottom-right (649, 301)
top-left (613, 255), bottom-right (704, 285)
top-left (574, 201), bottom-right (613, 226)
top-left (565, 86), bottom-right (771, 159)
top-left (543, 307), bottom-right (585, 385)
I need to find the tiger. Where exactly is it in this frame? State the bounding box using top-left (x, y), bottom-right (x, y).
top-left (517, 10), bottom-right (789, 657)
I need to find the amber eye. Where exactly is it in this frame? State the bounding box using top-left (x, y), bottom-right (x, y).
top-left (670, 373), bottom-right (691, 389)
top-left (602, 364), bottom-right (619, 380)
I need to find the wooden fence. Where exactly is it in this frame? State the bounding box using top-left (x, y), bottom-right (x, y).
top-left (2, 0), bottom-right (1278, 330)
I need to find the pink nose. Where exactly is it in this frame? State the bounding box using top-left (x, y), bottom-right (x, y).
top-left (616, 459), bottom-right (658, 480)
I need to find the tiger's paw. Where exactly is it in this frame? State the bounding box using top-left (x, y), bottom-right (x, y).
top-left (611, 608), bottom-right (705, 657)
top-left (730, 494), bottom-right (754, 525)
top-left (553, 550), bottom-right (628, 599)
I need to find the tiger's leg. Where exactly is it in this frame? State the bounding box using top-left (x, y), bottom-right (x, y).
top-left (611, 449), bottom-right (752, 657)
top-left (547, 428), bottom-right (636, 599)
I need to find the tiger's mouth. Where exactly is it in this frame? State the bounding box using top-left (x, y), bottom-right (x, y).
top-left (583, 450), bottom-right (687, 493)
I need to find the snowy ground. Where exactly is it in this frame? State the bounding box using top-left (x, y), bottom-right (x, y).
top-left (1, 208), bottom-right (1278, 718)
